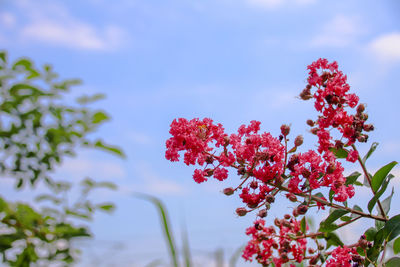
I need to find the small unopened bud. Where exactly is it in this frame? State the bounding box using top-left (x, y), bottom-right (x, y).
top-left (306, 119), bottom-right (315, 127)
top-left (205, 155), bottom-right (214, 164)
top-left (284, 214), bottom-right (291, 220)
top-left (237, 166), bottom-right (246, 175)
top-left (287, 193), bottom-right (297, 202)
top-left (309, 255), bottom-right (319, 265)
top-left (357, 134), bottom-right (368, 143)
top-left (265, 203), bottom-right (271, 210)
top-left (258, 209), bottom-right (268, 218)
top-left (292, 208), bottom-right (299, 217)
top-left (358, 238), bottom-right (368, 249)
top-left (236, 207), bottom-right (247, 217)
top-left (326, 163), bottom-right (336, 174)
top-left (205, 168), bottom-right (214, 177)
top-left (265, 194), bottom-right (275, 203)
top-left (223, 187), bottom-right (234, 196)
top-left (308, 248), bottom-right (315, 254)
top-left (223, 136), bottom-right (230, 146)
top-left (248, 203), bottom-right (258, 209)
top-left (297, 205), bottom-right (308, 215)
top-left (280, 252), bottom-right (289, 262)
top-left (318, 244), bottom-right (324, 250)
top-left (254, 222), bottom-right (263, 230)
top-left (310, 127), bottom-right (319, 135)
top-left (294, 135), bottom-right (303, 147)
top-left (357, 104), bottom-right (365, 114)
top-left (280, 124), bottom-right (290, 136)
top-left (274, 218), bottom-right (281, 227)
top-left (299, 87), bottom-right (313, 100)
top-left (352, 255), bottom-right (363, 263)
top-left (250, 180), bottom-right (258, 189)
top-left (363, 124), bottom-right (374, 132)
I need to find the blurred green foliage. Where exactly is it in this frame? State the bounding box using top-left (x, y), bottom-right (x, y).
top-left (0, 51), bottom-right (123, 266)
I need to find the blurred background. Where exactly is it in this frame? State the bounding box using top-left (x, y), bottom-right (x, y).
top-left (1, 0), bottom-right (400, 266)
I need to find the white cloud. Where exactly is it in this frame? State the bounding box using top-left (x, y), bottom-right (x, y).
top-left (60, 157), bottom-right (126, 180)
top-left (0, 12), bottom-right (16, 29)
top-left (129, 162), bottom-right (188, 196)
top-left (368, 32), bottom-right (400, 63)
top-left (310, 15), bottom-right (363, 47)
top-left (12, 0), bottom-right (127, 51)
top-left (125, 131), bottom-right (153, 146)
top-left (247, 0), bottom-right (316, 9)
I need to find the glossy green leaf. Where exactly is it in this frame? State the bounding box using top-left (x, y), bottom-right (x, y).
top-left (386, 257), bottom-right (400, 267)
top-left (384, 215), bottom-right (400, 241)
top-left (324, 232), bottom-right (343, 249)
top-left (394, 237), bottom-right (400, 254)
top-left (381, 187), bottom-right (395, 216)
top-left (345, 171), bottom-right (361, 186)
top-left (371, 161), bottom-right (398, 192)
top-left (368, 174), bottom-right (394, 213)
top-left (329, 147), bottom-right (348, 159)
top-left (365, 227), bottom-right (377, 241)
top-left (94, 140), bottom-right (125, 158)
top-left (301, 216), bottom-right (307, 233)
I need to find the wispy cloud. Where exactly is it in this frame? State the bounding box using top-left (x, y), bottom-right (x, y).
top-left (310, 15), bottom-right (363, 48)
top-left (128, 161), bottom-right (188, 196)
top-left (0, 12), bottom-right (16, 29)
top-left (368, 32), bottom-right (400, 63)
top-left (9, 0), bottom-right (127, 51)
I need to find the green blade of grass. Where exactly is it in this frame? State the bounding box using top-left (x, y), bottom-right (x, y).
top-left (134, 193), bottom-right (179, 267)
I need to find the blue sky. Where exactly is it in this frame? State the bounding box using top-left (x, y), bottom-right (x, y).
top-left (1, 0), bottom-right (400, 266)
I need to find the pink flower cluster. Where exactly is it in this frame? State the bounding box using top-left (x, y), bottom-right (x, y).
top-left (300, 58), bottom-right (373, 163)
top-left (165, 59), bottom-right (371, 266)
top-left (243, 217), bottom-right (306, 267)
top-left (326, 246), bottom-right (361, 267)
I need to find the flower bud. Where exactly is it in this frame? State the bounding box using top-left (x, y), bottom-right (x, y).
top-left (363, 124), bottom-right (374, 132)
top-left (223, 187), bottom-right (234, 196)
top-left (205, 168), bottom-right (214, 177)
top-left (284, 214), bottom-right (291, 220)
top-left (265, 194), bottom-right (275, 203)
top-left (299, 87), bottom-right (313, 100)
top-left (294, 135), bottom-right (303, 147)
top-left (205, 155), bottom-right (214, 164)
top-left (280, 124), bottom-right (290, 136)
top-left (357, 104), bottom-right (365, 114)
top-left (318, 244), bottom-right (324, 250)
top-left (237, 166), bottom-right (246, 175)
top-left (297, 205), bottom-right (308, 215)
top-left (310, 127), bottom-right (319, 135)
top-left (274, 218), bottom-right (281, 227)
top-left (308, 248), bottom-right (315, 254)
top-left (306, 119), bottom-right (314, 127)
top-left (236, 207), bottom-right (247, 216)
top-left (286, 193), bottom-right (297, 202)
top-left (309, 255), bottom-right (319, 265)
top-left (292, 208), bottom-right (299, 217)
top-left (258, 209), bottom-right (267, 218)
top-left (223, 136), bottom-right (230, 146)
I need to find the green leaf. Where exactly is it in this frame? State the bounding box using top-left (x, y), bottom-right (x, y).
top-left (371, 161), bottom-right (398, 192)
top-left (365, 227), bottom-right (377, 241)
top-left (0, 50), bottom-right (6, 63)
top-left (362, 142), bottom-right (379, 164)
top-left (394, 237), bottom-right (400, 254)
top-left (381, 187), bottom-right (395, 216)
top-left (134, 193), bottom-right (178, 267)
top-left (364, 172), bottom-right (372, 187)
top-left (368, 174), bottom-right (394, 213)
top-left (324, 232), bottom-right (343, 249)
top-left (384, 215), bottom-right (400, 241)
top-left (376, 219), bottom-right (385, 230)
top-left (351, 205), bottom-right (363, 219)
top-left (96, 203), bottom-right (115, 213)
top-left (76, 93), bottom-right (105, 104)
top-left (345, 171), bottom-right (361, 186)
top-left (329, 147), bottom-right (348, 159)
top-left (93, 140), bottom-right (125, 158)
top-left (301, 216), bottom-right (307, 234)
top-left (386, 257), bottom-right (400, 267)
top-left (92, 111), bottom-right (109, 124)
top-left (329, 189), bottom-right (334, 202)
top-left (323, 209), bottom-right (349, 225)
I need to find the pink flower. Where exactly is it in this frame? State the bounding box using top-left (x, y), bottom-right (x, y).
top-left (326, 246), bottom-right (359, 267)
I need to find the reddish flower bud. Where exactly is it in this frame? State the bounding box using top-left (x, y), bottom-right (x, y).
top-left (265, 194), bottom-right (275, 203)
top-left (309, 255), bottom-right (319, 265)
top-left (258, 209), bottom-right (267, 218)
top-left (274, 218), bottom-right (281, 227)
top-left (357, 103), bottom-right (365, 114)
top-left (205, 155), bottom-right (214, 164)
top-left (223, 136), bottom-right (230, 146)
top-left (280, 124), bottom-right (290, 136)
top-left (310, 127), bottom-right (319, 135)
top-left (284, 214), bottom-right (291, 220)
top-left (297, 205), bottom-right (308, 215)
top-left (237, 166), bottom-right (246, 175)
top-left (306, 119), bottom-right (315, 127)
top-left (223, 187), bottom-right (234, 196)
top-left (299, 87), bottom-right (313, 100)
top-left (363, 124), bottom-right (374, 132)
top-left (308, 248), bottom-right (315, 254)
top-left (292, 208), bottom-right (299, 217)
top-left (205, 168), bottom-right (214, 177)
top-left (286, 193), bottom-right (297, 202)
top-left (294, 135), bottom-right (303, 147)
top-left (236, 207), bottom-right (247, 216)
